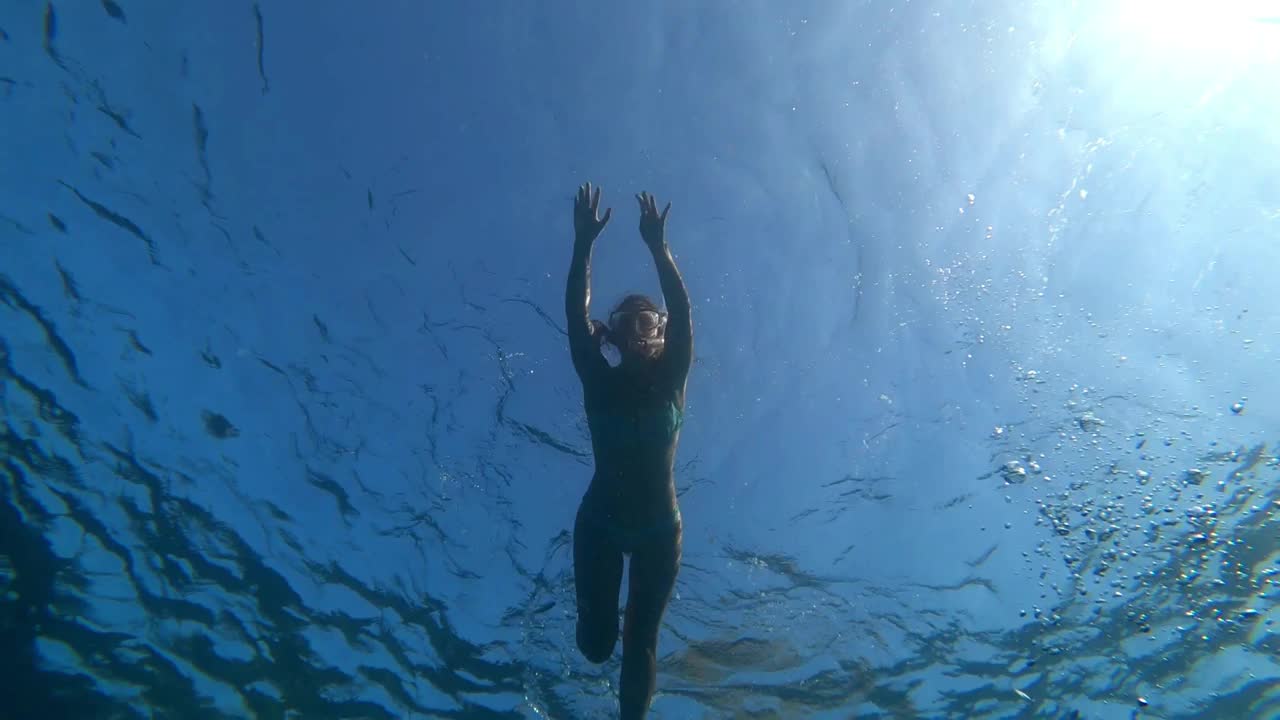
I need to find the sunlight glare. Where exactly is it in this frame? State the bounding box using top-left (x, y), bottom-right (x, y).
top-left (1102, 0), bottom-right (1280, 58)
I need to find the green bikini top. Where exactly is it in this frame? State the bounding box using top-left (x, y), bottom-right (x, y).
top-left (587, 401), bottom-right (684, 450)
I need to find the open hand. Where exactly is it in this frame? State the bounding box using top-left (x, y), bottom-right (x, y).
top-left (574, 183), bottom-right (612, 244)
top-left (636, 191), bottom-right (671, 251)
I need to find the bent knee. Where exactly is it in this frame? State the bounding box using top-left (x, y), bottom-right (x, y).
top-left (577, 615), bottom-right (618, 663)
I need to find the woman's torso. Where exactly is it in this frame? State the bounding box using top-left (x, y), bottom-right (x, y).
top-left (583, 366), bottom-right (683, 524)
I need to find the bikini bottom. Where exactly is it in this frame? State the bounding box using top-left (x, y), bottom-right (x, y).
top-left (578, 504), bottom-right (682, 555)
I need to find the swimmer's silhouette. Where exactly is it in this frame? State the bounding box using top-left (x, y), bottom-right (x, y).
top-left (565, 183), bottom-right (692, 719)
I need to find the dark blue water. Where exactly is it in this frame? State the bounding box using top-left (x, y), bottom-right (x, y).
top-left (2, 2), bottom-right (1278, 718)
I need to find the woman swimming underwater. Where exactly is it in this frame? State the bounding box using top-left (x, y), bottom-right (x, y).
top-left (565, 183), bottom-right (692, 719)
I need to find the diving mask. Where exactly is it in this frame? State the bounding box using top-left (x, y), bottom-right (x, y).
top-left (610, 309), bottom-right (666, 340)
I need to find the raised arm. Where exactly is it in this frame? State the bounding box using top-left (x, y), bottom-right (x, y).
top-left (638, 192), bottom-right (693, 392)
top-left (566, 183), bottom-right (612, 386)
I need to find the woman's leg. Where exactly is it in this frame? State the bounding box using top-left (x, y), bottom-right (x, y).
top-left (574, 501), bottom-right (624, 663)
top-left (619, 522), bottom-right (681, 719)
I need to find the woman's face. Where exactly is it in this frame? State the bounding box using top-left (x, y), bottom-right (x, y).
top-left (611, 308), bottom-right (666, 358)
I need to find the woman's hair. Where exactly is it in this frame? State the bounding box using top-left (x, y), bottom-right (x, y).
top-left (611, 293), bottom-right (661, 317)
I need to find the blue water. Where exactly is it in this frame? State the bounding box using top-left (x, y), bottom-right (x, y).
top-left (2, 2), bottom-right (1278, 718)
